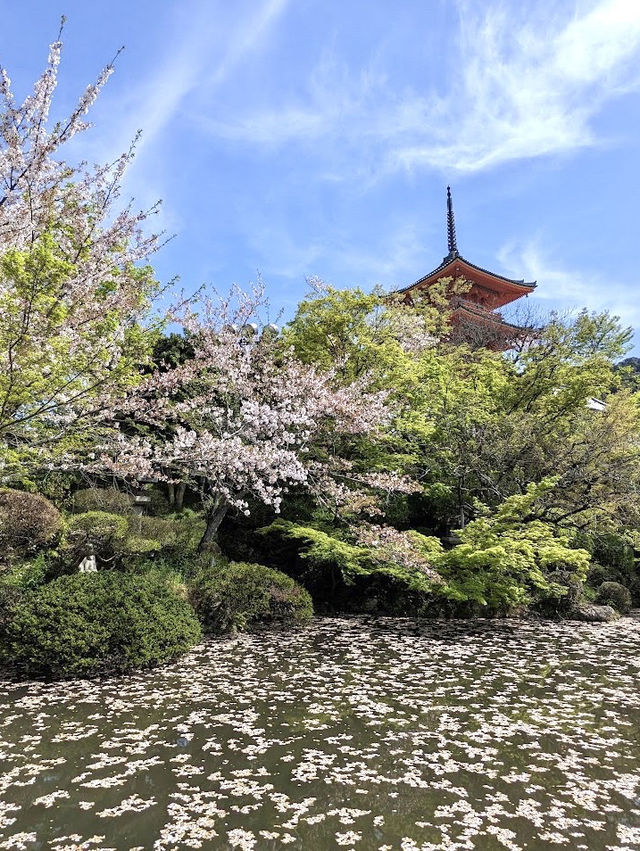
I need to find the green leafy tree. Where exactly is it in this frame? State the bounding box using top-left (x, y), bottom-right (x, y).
top-left (0, 27), bottom-right (160, 481)
top-left (438, 480), bottom-right (591, 610)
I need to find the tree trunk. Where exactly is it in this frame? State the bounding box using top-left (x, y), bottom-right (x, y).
top-left (167, 482), bottom-right (175, 506)
top-left (175, 482), bottom-right (186, 512)
top-left (197, 496), bottom-right (228, 552)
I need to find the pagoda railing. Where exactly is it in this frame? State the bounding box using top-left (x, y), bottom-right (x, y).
top-left (450, 296), bottom-right (504, 321)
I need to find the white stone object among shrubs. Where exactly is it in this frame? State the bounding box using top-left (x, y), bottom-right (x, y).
top-left (78, 554), bottom-right (97, 573)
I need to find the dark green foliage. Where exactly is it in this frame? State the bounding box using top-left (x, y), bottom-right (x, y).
top-left (68, 510), bottom-right (129, 542)
top-left (152, 332), bottom-right (195, 371)
top-left (257, 520), bottom-right (444, 615)
top-left (61, 511), bottom-right (205, 573)
top-left (189, 561), bottom-right (313, 634)
top-left (0, 489), bottom-right (62, 559)
top-left (127, 513), bottom-right (204, 551)
top-left (29, 471), bottom-right (79, 506)
top-left (258, 484), bottom-right (592, 616)
top-left (617, 357), bottom-right (640, 391)
top-left (146, 486), bottom-right (171, 516)
top-left (126, 515), bottom-right (177, 550)
top-left (123, 512), bottom-right (205, 572)
top-left (533, 571), bottom-right (584, 617)
top-left (216, 499), bottom-right (280, 564)
top-left (65, 511), bottom-right (129, 566)
top-left (595, 581), bottom-right (632, 614)
top-left (581, 531), bottom-right (640, 603)
top-left (260, 521), bottom-right (442, 588)
top-left (0, 581), bottom-right (23, 637)
top-left (71, 488), bottom-right (133, 515)
top-left (1, 571), bottom-right (201, 680)
top-left (588, 531), bottom-right (635, 572)
top-left (0, 554), bottom-right (49, 591)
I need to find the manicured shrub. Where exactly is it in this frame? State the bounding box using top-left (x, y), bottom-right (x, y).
top-left (2, 571), bottom-right (201, 680)
top-left (189, 561), bottom-right (313, 634)
top-left (71, 488), bottom-right (133, 515)
top-left (0, 489), bottom-right (62, 558)
top-left (595, 581), bottom-right (632, 614)
top-left (67, 510), bottom-right (129, 544)
top-left (163, 510), bottom-right (207, 556)
top-left (0, 554), bottom-right (49, 591)
top-left (63, 510), bottom-right (206, 574)
top-left (122, 513), bottom-right (206, 572)
top-left (65, 511), bottom-right (129, 564)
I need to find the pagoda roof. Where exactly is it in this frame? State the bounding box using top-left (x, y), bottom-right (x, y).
top-left (399, 252), bottom-right (537, 303)
top-left (397, 187), bottom-right (537, 305)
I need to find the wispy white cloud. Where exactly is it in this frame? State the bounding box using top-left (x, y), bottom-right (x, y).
top-left (498, 239), bottom-right (640, 327)
top-left (196, 0), bottom-right (640, 176)
top-left (396, 0), bottom-right (640, 172)
top-left (119, 0), bottom-right (290, 155)
top-left (76, 0), bottom-right (290, 221)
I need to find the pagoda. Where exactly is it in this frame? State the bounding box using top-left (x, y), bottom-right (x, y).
top-left (398, 188), bottom-right (536, 348)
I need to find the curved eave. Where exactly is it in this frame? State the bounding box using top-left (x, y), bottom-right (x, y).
top-left (398, 254), bottom-right (537, 297)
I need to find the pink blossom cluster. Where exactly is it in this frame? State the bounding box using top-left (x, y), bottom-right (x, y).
top-left (355, 524), bottom-right (442, 582)
top-left (99, 285), bottom-right (394, 521)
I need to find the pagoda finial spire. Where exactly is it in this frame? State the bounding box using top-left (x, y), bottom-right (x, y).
top-left (446, 185), bottom-right (459, 259)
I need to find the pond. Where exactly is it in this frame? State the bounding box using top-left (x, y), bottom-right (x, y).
top-left (1, 617), bottom-right (640, 850)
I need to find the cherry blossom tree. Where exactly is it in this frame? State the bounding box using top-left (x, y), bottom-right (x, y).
top-left (97, 284), bottom-right (404, 550)
top-left (0, 21), bottom-right (160, 479)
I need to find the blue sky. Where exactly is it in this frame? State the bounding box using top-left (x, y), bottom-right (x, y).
top-left (3, 0), bottom-right (640, 345)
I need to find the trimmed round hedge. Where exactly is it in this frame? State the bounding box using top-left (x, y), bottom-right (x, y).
top-left (190, 561), bottom-right (313, 634)
top-left (1, 571), bottom-right (201, 680)
top-left (595, 580), bottom-right (632, 614)
top-left (0, 489), bottom-right (62, 556)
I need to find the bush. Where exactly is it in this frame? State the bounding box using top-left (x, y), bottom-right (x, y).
top-left (0, 580), bottom-right (23, 637)
top-left (435, 484), bottom-right (591, 612)
top-left (71, 488), bottom-right (133, 515)
top-left (146, 487), bottom-right (171, 516)
top-left (189, 561), bottom-right (313, 634)
top-left (257, 520), bottom-right (445, 613)
top-left (533, 570), bottom-right (584, 616)
top-left (595, 581), bottom-right (632, 614)
top-left (126, 515), bottom-right (179, 547)
top-left (122, 513), bottom-right (206, 572)
top-left (0, 489), bottom-right (62, 558)
top-left (0, 554), bottom-right (49, 591)
top-left (62, 510), bottom-right (207, 574)
top-left (1, 571), bottom-right (201, 679)
top-left (65, 511), bottom-right (129, 564)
